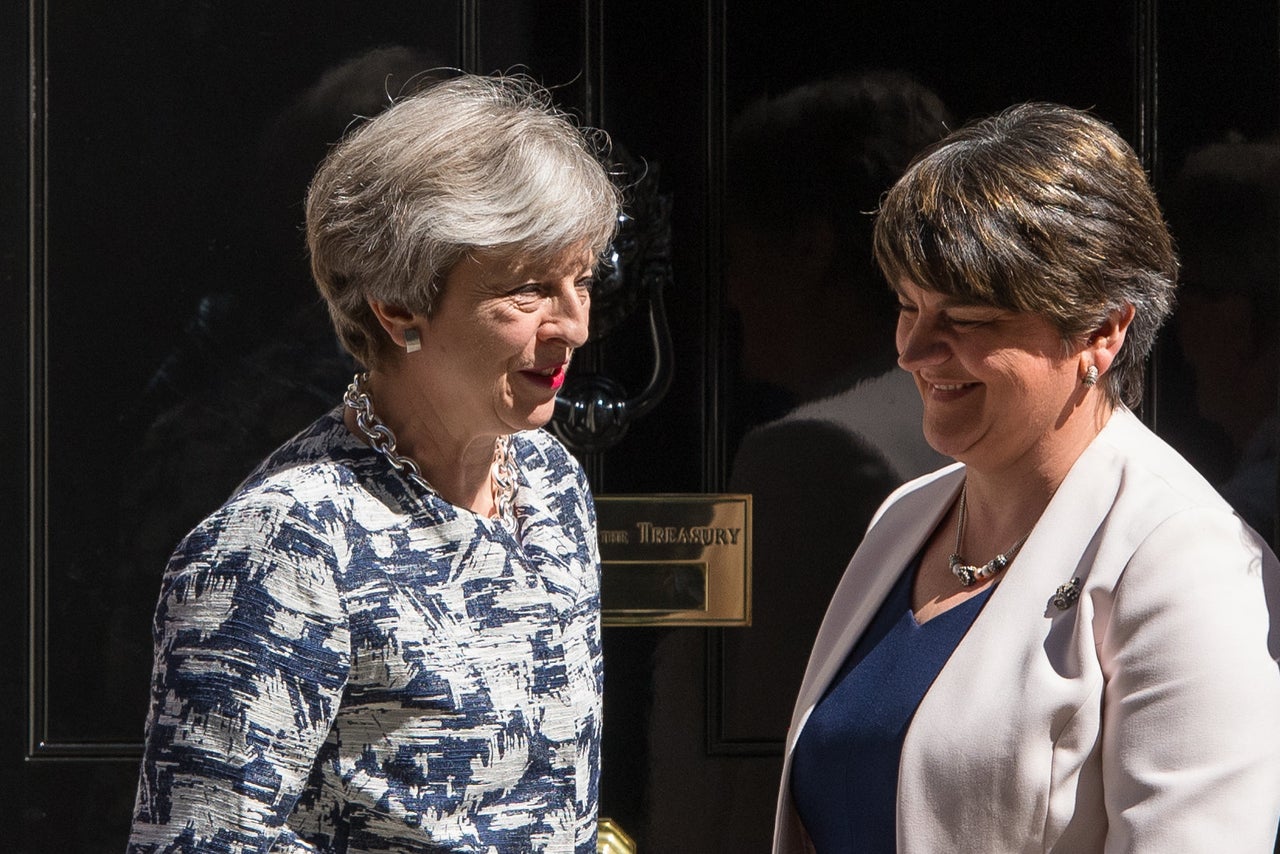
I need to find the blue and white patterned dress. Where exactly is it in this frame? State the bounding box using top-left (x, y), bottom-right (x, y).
top-left (127, 407), bottom-right (603, 854)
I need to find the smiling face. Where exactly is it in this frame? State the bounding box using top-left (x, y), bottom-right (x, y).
top-left (408, 244), bottom-right (595, 440)
top-left (894, 276), bottom-right (1099, 477)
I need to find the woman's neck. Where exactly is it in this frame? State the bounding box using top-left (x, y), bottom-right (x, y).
top-left (962, 402), bottom-right (1116, 540)
top-left (346, 369), bottom-right (498, 514)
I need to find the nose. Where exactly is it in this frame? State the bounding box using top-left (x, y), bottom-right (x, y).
top-left (542, 282), bottom-right (591, 349)
top-left (896, 314), bottom-right (948, 372)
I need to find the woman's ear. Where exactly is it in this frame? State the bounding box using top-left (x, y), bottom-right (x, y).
top-left (367, 298), bottom-right (424, 353)
top-left (1084, 303), bottom-right (1136, 378)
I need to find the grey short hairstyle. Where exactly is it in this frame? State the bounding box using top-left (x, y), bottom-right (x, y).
top-left (874, 102), bottom-right (1178, 408)
top-left (306, 73), bottom-right (622, 368)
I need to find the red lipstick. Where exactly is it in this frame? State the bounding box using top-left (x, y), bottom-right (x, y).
top-left (521, 364), bottom-right (568, 390)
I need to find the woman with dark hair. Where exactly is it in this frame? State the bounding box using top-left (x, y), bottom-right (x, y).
top-left (128, 74), bottom-right (619, 853)
top-left (774, 103), bottom-right (1280, 852)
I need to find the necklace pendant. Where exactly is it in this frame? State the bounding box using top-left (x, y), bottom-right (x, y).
top-left (948, 482), bottom-right (1030, 588)
top-left (949, 551), bottom-right (1013, 586)
top-left (949, 554), bottom-right (977, 587)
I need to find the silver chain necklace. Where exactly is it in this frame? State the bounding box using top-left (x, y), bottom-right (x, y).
top-left (343, 372), bottom-right (517, 530)
top-left (948, 482), bottom-right (1031, 587)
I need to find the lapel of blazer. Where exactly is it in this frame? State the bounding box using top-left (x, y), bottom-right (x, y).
top-left (785, 463), bottom-right (966, 752)
top-left (790, 409), bottom-right (1147, 756)
top-left (894, 410), bottom-right (1142, 850)
top-left (927, 408), bottom-right (1138, 645)
top-left (911, 410), bottom-right (1142, 706)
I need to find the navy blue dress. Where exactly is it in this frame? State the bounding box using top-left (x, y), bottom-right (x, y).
top-left (790, 560), bottom-right (993, 852)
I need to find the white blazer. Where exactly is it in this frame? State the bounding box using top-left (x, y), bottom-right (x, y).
top-left (773, 409), bottom-right (1280, 853)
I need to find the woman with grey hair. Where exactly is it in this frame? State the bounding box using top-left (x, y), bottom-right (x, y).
top-left (774, 103), bottom-right (1280, 852)
top-left (128, 74), bottom-right (619, 853)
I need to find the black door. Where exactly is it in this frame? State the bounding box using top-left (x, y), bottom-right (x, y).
top-left (5, 2), bottom-right (1277, 851)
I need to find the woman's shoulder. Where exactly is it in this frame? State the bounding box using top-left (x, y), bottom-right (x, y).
top-left (186, 408), bottom-right (372, 538)
top-left (1070, 410), bottom-right (1273, 582)
top-left (238, 406), bottom-right (360, 481)
top-left (1094, 409), bottom-right (1238, 520)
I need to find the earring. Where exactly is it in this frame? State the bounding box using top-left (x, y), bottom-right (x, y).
top-left (1082, 365), bottom-right (1099, 387)
top-left (404, 328), bottom-right (422, 354)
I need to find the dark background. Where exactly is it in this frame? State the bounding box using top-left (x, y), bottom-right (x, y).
top-left (4, 1), bottom-right (1277, 851)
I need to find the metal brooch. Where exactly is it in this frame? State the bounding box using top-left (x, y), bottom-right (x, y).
top-left (1052, 577), bottom-right (1082, 611)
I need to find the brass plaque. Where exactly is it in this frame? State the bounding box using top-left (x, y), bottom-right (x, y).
top-left (596, 494), bottom-right (751, 626)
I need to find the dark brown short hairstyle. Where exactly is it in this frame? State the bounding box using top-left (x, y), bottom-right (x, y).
top-left (873, 102), bottom-right (1178, 407)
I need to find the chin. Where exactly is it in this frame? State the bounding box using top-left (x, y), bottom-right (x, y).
top-left (922, 427), bottom-right (971, 462)
top-left (507, 405), bottom-right (557, 434)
